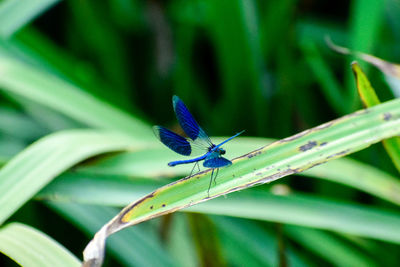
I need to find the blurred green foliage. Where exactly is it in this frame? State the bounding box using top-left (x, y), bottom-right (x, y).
top-left (1, 0), bottom-right (400, 266)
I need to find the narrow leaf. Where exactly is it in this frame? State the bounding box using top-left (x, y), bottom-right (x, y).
top-left (0, 129), bottom-right (143, 224)
top-left (0, 222), bottom-right (81, 267)
top-left (0, 0), bottom-right (60, 38)
top-left (0, 56), bottom-right (152, 138)
top-left (352, 62), bottom-right (380, 107)
top-left (301, 39), bottom-right (347, 113)
top-left (352, 61), bottom-right (400, 172)
top-left (72, 137), bottom-right (400, 206)
top-left (188, 191), bottom-right (400, 244)
top-left (47, 203), bottom-right (174, 267)
top-left (37, 156), bottom-right (400, 207)
top-left (82, 98), bottom-right (400, 266)
top-left (285, 226), bottom-right (375, 267)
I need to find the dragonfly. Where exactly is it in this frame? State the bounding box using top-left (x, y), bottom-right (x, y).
top-left (153, 95), bottom-right (244, 195)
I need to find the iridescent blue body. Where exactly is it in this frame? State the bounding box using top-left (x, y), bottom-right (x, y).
top-left (166, 132), bottom-right (243, 167)
top-left (153, 95), bottom-right (244, 194)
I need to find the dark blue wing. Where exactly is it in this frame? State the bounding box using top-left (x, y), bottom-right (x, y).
top-left (203, 152), bottom-right (232, 168)
top-left (153, 126), bottom-right (191, 156)
top-left (172, 96), bottom-right (212, 146)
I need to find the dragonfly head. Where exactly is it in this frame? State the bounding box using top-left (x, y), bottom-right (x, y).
top-left (219, 148), bottom-right (226, 155)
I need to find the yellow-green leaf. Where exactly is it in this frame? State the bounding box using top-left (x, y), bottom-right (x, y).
top-left (352, 62), bottom-right (380, 107)
top-left (352, 61), bottom-right (400, 173)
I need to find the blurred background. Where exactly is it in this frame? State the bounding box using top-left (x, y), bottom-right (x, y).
top-left (1, 0), bottom-right (400, 266)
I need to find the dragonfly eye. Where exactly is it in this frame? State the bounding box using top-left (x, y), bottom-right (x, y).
top-left (220, 149), bottom-right (226, 155)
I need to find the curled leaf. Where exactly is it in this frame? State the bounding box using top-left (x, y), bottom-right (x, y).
top-left (83, 97), bottom-right (400, 266)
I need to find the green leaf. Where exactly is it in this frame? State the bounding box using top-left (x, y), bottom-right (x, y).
top-left (47, 202), bottom-right (174, 267)
top-left (213, 217), bottom-right (308, 267)
top-left (73, 137), bottom-right (400, 208)
top-left (352, 62), bottom-right (380, 106)
top-left (0, 0), bottom-right (60, 38)
top-left (285, 225), bottom-right (376, 267)
top-left (37, 173), bottom-right (166, 206)
top-left (346, 0), bottom-right (385, 108)
top-left (0, 55), bottom-right (152, 139)
top-left (205, 0), bottom-right (267, 134)
top-left (0, 222), bottom-right (81, 267)
top-left (304, 158), bottom-right (400, 206)
top-left (37, 154), bottom-right (400, 207)
top-left (300, 39), bottom-right (347, 114)
top-left (348, 0), bottom-right (385, 56)
top-left (81, 98), bottom-right (400, 265)
top-left (0, 129), bottom-right (144, 224)
top-left (352, 61), bottom-right (400, 173)
top-left (166, 213), bottom-right (198, 267)
top-left (68, 0), bottom-right (133, 108)
top-left (0, 107), bottom-right (47, 141)
top-left (188, 191), bottom-right (400, 244)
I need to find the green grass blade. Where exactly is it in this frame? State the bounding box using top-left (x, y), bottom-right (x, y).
top-left (115, 97), bottom-right (400, 210)
top-left (260, 0), bottom-right (296, 60)
top-left (188, 191), bottom-right (400, 244)
top-left (47, 202), bottom-right (174, 267)
top-left (82, 98), bottom-right (400, 265)
top-left (40, 171), bottom-right (400, 246)
top-left (166, 213), bottom-right (198, 267)
top-left (352, 62), bottom-right (380, 106)
top-left (352, 62), bottom-right (400, 172)
top-left (300, 40), bottom-right (347, 114)
top-left (213, 217), bottom-right (308, 267)
top-left (346, 0), bottom-right (385, 108)
top-left (0, 55), bottom-right (152, 138)
top-left (68, 0), bottom-right (133, 109)
top-left (206, 0), bottom-right (267, 134)
top-left (348, 0), bottom-right (385, 60)
top-left (66, 137), bottom-right (400, 208)
top-left (304, 158), bottom-right (400, 205)
top-left (0, 136), bottom-right (24, 161)
top-left (285, 225), bottom-right (376, 267)
top-left (37, 154), bottom-right (400, 208)
top-left (213, 217), bottom-right (277, 266)
top-left (44, 180), bottom-right (400, 244)
top-left (0, 0), bottom-right (60, 38)
top-left (37, 173), bottom-right (166, 206)
top-left (0, 107), bottom-right (47, 141)
top-left (0, 222), bottom-right (81, 267)
top-left (0, 129), bottom-right (142, 224)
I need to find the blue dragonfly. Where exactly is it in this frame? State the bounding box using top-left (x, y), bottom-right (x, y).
top-left (153, 95), bottom-right (244, 195)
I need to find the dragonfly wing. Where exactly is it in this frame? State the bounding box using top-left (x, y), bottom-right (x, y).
top-left (172, 95), bottom-right (212, 147)
top-left (203, 152), bottom-right (232, 168)
top-left (153, 126), bottom-right (191, 156)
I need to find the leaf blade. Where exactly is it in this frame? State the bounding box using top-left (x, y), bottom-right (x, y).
top-left (80, 98), bottom-right (400, 265)
top-left (0, 222), bottom-right (81, 267)
top-left (0, 0), bottom-right (60, 38)
top-left (0, 129), bottom-right (143, 224)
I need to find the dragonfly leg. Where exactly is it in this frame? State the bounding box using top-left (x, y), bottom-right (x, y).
top-left (208, 169), bottom-right (214, 197)
top-left (189, 162), bottom-right (199, 178)
top-left (213, 168), bottom-right (219, 186)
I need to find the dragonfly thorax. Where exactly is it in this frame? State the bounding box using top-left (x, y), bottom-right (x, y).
top-left (209, 145), bottom-right (226, 155)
